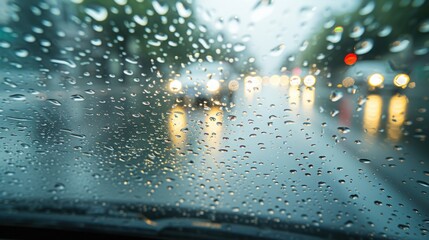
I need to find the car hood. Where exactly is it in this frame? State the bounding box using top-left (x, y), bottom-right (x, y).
top-left (0, 198), bottom-right (383, 240)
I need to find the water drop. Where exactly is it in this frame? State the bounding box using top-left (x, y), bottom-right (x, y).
top-left (114, 0), bottom-right (127, 5)
top-left (54, 183), bottom-right (65, 191)
top-left (299, 41), bottom-right (309, 51)
top-left (344, 220), bottom-right (354, 228)
top-left (330, 110), bottom-right (340, 117)
top-left (390, 37), bottom-right (410, 53)
top-left (47, 99), bottom-right (62, 106)
top-left (419, 19), bottom-right (429, 33)
top-left (85, 5), bottom-right (108, 21)
top-left (70, 133), bottom-right (86, 139)
top-left (50, 59), bottom-right (77, 68)
top-left (270, 44), bottom-right (285, 56)
top-left (133, 15), bottom-right (148, 26)
top-left (85, 89), bottom-right (96, 95)
top-left (349, 194), bottom-right (359, 199)
top-left (233, 43), bottom-right (246, 52)
top-left (417, 180), bottom-right (429, 188)
top-left (24, 34), bottom-right (36, 43)
top-left (0, 41), bottom-right (11, 48)
top-left (378, 25), bottom-right (392, 37)
top-left (359, 158), bottom-right (371, 164)
top-left (350, 23), bottom-right (365, 38)
top-left (152, 0), bottom-right (169, 15)
top-left (337, 127), bottom-right (350, 134)
top-left (90, 39), bottom-right (102, 46)
top-left (15, 49), bottom-right (29, 58)
top-left (228, 115), bottom-right (237, 121)
top-left (21, 143), bottom-right (30, 149)
top-left (148, 40), bottom-right (161, 47)
top-left (71, 94), bottom-right (85, 101)
top-left (9, 94), bottom-right (26, 101)
top-left (398, 224), bottom-right (410, 230)
top-left (329, 90), bottom-right (343, 102)
top-left (124, 69), bottom-right (133, 76)
top-left (326, 30), bottom-right (342, 43)
top-left (316, 53), bottom-right (325, 60)
top-left (155, 33), bottom-right (168, 41)
top-left (359, 1), bottom-right (375, 15)
top-left (354, 39), bottom-right (373, 55)
top-left (176, 2), bottom-right (191, 18)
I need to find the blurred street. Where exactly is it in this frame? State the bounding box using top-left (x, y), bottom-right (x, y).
top-left (1, 71), bottom-right (429, 238)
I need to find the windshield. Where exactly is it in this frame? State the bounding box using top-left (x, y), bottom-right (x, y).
top-left (1, 0), bottom-right (429, 239)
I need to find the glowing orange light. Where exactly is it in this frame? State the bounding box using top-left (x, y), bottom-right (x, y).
top-left (344, 53), bottom-right (357, 65)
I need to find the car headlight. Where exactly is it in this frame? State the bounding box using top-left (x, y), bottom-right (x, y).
top-left (393, 74), bottom-right (410, 88)
top-left (290, 75), bottom-right (301, 86)
top-left (368, 73), bottom-right (384, 87)
top-left (303, 75), bottom-right (316, 87)
top-left (169, 80), bottom-right (182, 92)
top-left (207, 79), bottom-right (220, 92)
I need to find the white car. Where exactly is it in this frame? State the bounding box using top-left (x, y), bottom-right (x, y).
top-left (343, 60), bottom-right (410, 90)
top-left (167, 62), bottom-right (239, 105)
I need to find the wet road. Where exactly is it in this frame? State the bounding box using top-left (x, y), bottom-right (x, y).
top-left (1, 73), bottom-right (429, 239)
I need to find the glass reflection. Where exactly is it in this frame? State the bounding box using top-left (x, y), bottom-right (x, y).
top-left (302, 87), bottom-right (315, 112)
top-left (204, 106), bottom-right (223, 149)
top-left (288, 86), bottom-right (300, 110)
top-left (387, 94), bottom-right (408, 141)
top-left (363, 94), bottom-right (383, 136)
top-left (244, 76), bottom-right (262, 101)
top-left (169, 106), bottom-right (187, 149)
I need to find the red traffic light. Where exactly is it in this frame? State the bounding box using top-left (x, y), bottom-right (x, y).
top-left (344, 53), bottom-right (357, 65)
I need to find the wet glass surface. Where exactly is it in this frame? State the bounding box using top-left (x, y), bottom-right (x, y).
top-left (1, 0), bottom-right (429, 239)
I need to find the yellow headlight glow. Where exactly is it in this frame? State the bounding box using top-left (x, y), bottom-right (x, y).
top-left (290, 75), bottom-right (301, 87)
top-left (169, 80), bottom-right (182, 92)
top-left (207, 79), bottom-right (220, 92)
top-left (368, 73), bottom-right (384, 87)
top-left (303, 75), bottom-right (316, 87)
top-left (280, 75), bottom-right (289, 86)
top-left (269, 75), bottom-right (281, 85)
top-left (393, 74), bottom-right (410, 88)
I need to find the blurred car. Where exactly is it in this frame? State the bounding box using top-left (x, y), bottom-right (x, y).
top-left (342, 60), bottom-right (411, 90)
top-left (273, 67), bottom-right (318, 88)
top-left (167, 62), bottom-right (239, 106)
